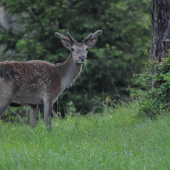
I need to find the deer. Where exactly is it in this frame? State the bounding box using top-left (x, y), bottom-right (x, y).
top-left (0, 30), bottom-right (102, 130)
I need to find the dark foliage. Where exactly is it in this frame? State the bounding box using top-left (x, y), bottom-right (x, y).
top-left (0, 0), bottom-right (151, 115)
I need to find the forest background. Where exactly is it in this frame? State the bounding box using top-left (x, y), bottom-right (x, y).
top-left (0, 0), bottom-right (151, 118)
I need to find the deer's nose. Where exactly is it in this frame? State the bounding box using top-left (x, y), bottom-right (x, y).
top-left (79, 56), bottom-right (86, 62)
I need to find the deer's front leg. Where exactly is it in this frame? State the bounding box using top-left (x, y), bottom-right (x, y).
top-left (44, 101), bottom-right (52, 130)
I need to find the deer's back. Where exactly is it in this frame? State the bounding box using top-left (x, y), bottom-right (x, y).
top-left (0, 60), bottom-right (61, 105)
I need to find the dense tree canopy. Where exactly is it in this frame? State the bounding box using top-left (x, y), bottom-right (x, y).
top-left (0, 0), bottom-right (151, 114)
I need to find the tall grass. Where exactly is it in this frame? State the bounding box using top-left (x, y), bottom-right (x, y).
top-left (0, 103), bottom-right (170, 170)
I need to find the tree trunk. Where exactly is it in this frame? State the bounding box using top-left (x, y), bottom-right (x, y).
top-left (151, 0), bottom-right (170, 61)
top-left (149, 0), bottom-right (170, 89)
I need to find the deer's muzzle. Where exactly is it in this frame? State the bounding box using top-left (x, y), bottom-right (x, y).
top-left (79, 56), bottom-right (86, 62)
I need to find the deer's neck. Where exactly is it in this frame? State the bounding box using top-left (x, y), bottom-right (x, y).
top-left (56, 55), bottom-right (83, 92)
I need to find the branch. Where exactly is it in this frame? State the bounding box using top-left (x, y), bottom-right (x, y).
top-left (11, 111), bottom-right (24, 124)
top-left (0, 25), bottom-right (6, 33)
top-left (28, 8), bottom-right (39, 22)
top-left (28, 8), bottom-right (44, 31)
top-left (147, 7), bottom-right (154, 15)
top-left (52, 109), bottom-right (60, 118)
top-left (147, 7), bottom-right (156, 20)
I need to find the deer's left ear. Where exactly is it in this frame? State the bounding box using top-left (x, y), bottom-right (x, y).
top-left (87, 38), bottom-right (98, 48)
top-left (83, 30), bottom-right (102, 48)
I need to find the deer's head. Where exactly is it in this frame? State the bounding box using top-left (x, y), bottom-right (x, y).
top-left (54, 30), bottom-right (102, 64)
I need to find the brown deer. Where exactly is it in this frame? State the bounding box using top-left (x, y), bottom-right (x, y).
top-left (0, 30), bottom-right (102, 130)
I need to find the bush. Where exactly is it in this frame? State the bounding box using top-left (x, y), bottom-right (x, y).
top-left (134, 50), bottom-right (170, 116)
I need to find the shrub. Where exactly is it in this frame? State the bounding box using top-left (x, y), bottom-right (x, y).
top-left (134, 51), bottom-right (170, 116)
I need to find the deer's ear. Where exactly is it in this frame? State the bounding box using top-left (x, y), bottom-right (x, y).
top-left (87, 38), bottom-right (98, 48)
top-left (54, 32), bottom-right (72, 50)
top-left (61, 39), bottom-right (72, 50)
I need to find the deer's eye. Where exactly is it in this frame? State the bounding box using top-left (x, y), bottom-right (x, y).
top-left (86, 48), bottom-right (88, 51)
top-left (71, 48), bottom-right (74, 51)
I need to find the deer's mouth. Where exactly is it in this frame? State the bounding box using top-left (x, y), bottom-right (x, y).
top-left (78, 56), bottom-right (86, 63)
top-left (77, 60), bottom-right (86, 64)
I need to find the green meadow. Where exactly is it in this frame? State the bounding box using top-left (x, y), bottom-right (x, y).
top-left (1, 104), bottom-right (170, 170)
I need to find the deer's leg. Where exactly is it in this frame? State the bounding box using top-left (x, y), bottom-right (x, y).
top-left (0, 81), bottom-right (17, 123)
top-left (0, 98), bottom-right (13, 130)
top-left (0, 98), bottom-right (13, 117)
top-left (44, 101), bottom-right (53, 131)
top-left (29, 105), bottom-right (38, 129)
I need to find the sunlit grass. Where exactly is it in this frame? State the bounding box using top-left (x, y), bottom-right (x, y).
top-left (1, 103), bottom-right (170, 170)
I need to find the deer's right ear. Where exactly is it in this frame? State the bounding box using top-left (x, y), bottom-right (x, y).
top-left (54, 32), bottom-right (72, 50)
top-left (60, 39), bottom-right (72, 50)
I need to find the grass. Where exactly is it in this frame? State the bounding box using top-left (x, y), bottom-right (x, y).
top-left (1, 103), bottom-right (170, 170)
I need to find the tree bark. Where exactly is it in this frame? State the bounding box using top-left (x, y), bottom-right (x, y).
top-left (149, 0), bottom-right (170, 89)
top-left (151, 0), bottom-right (170, 61)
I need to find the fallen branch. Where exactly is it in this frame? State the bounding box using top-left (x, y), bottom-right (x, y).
top-left (52, 109), bottom-right (60, 118)
top-left (11, 111), bottom-right (24, 124)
